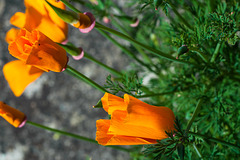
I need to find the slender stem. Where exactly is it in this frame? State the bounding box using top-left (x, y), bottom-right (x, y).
top-left (191, 49), bottom-right (209, 63)
top-left (136, 90), bottom-right (178, 98)
top-left (95, 22), bottom-right (197, 66)
top-left (168, 2), bottom-right (193, 30)
top-left (193, 143), bottom-right (204, 159)
top-left (185, 97), bottom-right (205, 136)
top-left (210, 42), bottom-right (222, 63)
top-left (61, 0), bottom-right (82, 13)
top-left (189, 131), bottom-right (240, 149)
top-left (65, 65), bottom-right (108, 93)
top-left (185, 75), bottom-right (224, 136)
top-left (96, 29), bottom-right (156, 73)
top-left (61, 0), bottom-right (196, 66)
top-left (84, 52), bottom-right (123, 77)
top-left (27, 121), bottom-right (130, 152)
top-left (110, 17), bottom-right (153, 64)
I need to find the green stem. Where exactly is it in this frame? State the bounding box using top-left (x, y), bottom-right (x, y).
top-left (193, 143), bottom-right (204, 159)
top-left (96, 29), bottom-right (156, 73)
top-left (61, 0), bottom-right (82, 13)
top-left (27, 121), bottom-right (130, 152)
top-left (84, 52), bottom-right (123, 77)
top-left (61, 0), bottom-right (196, 66)
top-left (189, 131), bottom-right (240, 149)
top-left (185, 97), bottom-right (205, 136)
top-left (95, 22), bottom-right (197, 66)
top-left (65, 65), bottom-right (108, 93)
top-left (210, 42), bottom-right (222, 63)
top-left (168, 2), bottom-right (193, 30)
top-left (110, 18), bottom-right (152, 64)
top-left (191, 49), bottom-right (209, 63)
top-left (185, 75), bottom-right (224, 136)
top-left (136, 90), bottom-right (178, 98)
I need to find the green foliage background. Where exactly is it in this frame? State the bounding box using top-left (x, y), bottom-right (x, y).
top-left (83, 0), bottom-right (240, 159)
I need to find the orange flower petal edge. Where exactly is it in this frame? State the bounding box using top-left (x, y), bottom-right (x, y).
top-left (8, 28), bottom-right (68, 72)
top-left (96, 93), bottom-right (176, 145)
top-left (8, 0), bottom-right (68, 43)
top-left (3, 60), bottom-right (44, 97)
top-left (0, 102), bottom-right (27, 128)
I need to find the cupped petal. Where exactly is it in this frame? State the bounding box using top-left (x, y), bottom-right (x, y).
top-left (5, 28), bottom-right (20, 44)
top-left (10, 12), bottom-right (26, 28)
top-left (101, 93), bottom-right (127, 115)
top-left (3, 60), bottom-right (44, 97)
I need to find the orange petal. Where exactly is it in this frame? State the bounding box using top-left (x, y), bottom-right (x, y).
top-left (24, 0), bottom-right (68, 43)
top-left (5, 28), bottom-right (20, 44)
top-left (96, 119), bottom-right (157, 145)
top-left (35, 16), bottom-right (68, 43)
top-left (0, 102), bottom-right (26, 128)
top-left (26, 30), bottom-right (67, 72)
top-left (101, 93), bottom-right (127, 115)
top-left (108, 94), bottom-right (176, 140)
top-left (10, 12), bottom-right (26, 28)
top-left (3, 60), bottom-right (44, 97)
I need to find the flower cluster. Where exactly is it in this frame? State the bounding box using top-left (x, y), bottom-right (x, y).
top-left (1, 0), bottom-right (176, 153)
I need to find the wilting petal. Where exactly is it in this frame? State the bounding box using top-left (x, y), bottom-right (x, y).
top-left (3, 60), bottom-right (43, 97)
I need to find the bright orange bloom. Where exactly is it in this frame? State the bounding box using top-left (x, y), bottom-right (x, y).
top-left (5, 0), bottom-right (68, 43)
top-left (0, 102), bottom-right (27, 128)
top-left (96, 93), bottom-right (176, 145)
top-left (8, 28), bottom-right (68, 72)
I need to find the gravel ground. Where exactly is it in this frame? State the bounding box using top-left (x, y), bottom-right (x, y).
top-left (0, 0), bottom-right (130, 159)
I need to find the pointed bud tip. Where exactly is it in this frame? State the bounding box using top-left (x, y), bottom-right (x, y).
top-left (18, 116), bottom-right (27, 128)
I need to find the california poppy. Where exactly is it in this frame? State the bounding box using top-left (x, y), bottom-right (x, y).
top-left (96, 93), bottom-right (176, 145)
top-left (4, 28), bottom-right (67, 97)
top-left (0, 101), bottom-right (27, 128)
top-left (5, 0), bottom-right (68, 43)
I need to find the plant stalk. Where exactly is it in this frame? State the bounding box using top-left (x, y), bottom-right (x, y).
top-left (65, 65), bottom-right (108, 93)
top-left (27, 121), bottom-right (130, 152)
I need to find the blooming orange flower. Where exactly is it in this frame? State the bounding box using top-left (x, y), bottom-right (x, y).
top-left (96, 93), bottom-right (176, 145)
top-left (3, 28), bottom-right (67, 97)
top-left (9, 28), bottom-right (68, 72)
top-left (5, 0), bottom-right (68, 43)
top-left (0, 102), bottom-right (27, 128)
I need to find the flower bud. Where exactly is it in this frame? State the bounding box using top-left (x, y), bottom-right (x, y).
top-left (45, 0), bottom-right (79, 24)
top-left (154, 0), bottom-right (163, 10)
top-left (177, 45), bottom-right (189, 59)
top-left (0, 102), bottom-right (27, 128)
top-left (58, 43), bottom-right (84, 60)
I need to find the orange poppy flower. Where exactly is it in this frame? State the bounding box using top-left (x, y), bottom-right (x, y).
top-left (96, 93), bottom-right (176, 145)
top-left (8, 28), bottom-right (68, 72)
top-left (0, 101), bottom-right (27, 128)
top-left (5, 0), bottom-right (68, 43)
